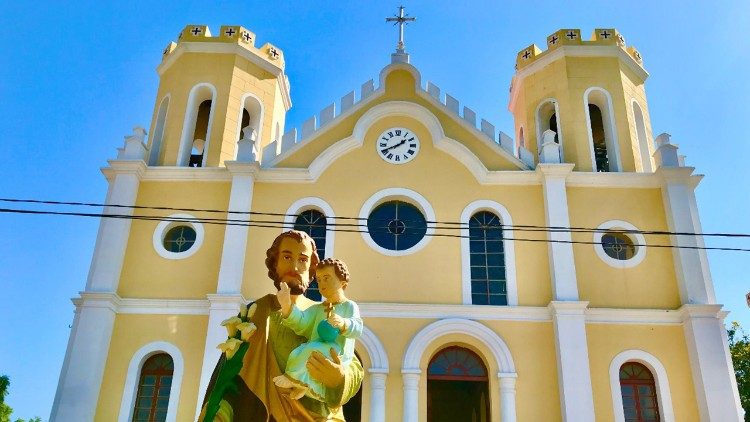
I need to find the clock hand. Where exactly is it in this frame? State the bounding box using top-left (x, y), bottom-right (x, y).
top-left (382, 138), bottom-right (407, 153)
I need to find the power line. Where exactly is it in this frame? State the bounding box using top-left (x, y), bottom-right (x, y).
top-left (1, 197), bottom-right (749, 239)
top-left (2, 207), bottom-right (749, 253)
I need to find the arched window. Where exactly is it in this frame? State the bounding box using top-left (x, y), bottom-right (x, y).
top-left (236, 94), bottom-right (263, 159)
top-left (132, 353), bottom-right (174, 422)
top-left (469, 211), bottom-right (507, 305)
top-left (178, 83), bottom-right (216, 167)
top-left (619, 362), bottom-right (660, 422)
top-left (585, 88), bottom-right (621, 172)
top-left (632, 101), bottom-right (652, 172)
top-left (427, 346), bottom-right (489, 422)
top-left (518, 127), bottom-right (525, 150)
top-left (536, 99), bottom-right (562, 147)
top-left (148, 96), bottom-right (169, 166)
top-left (293, 209), bottom-right (327, 301)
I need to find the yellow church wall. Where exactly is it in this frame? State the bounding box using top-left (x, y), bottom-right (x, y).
top-left (566, 187), bottom-right (680, 309)
top-left (95, 314), bottom-right (208, 421)
top-left (586, 324), bottom-right (699, 421)
top-left (118, 181), bottom-right (230, 299)
top-left (277, 69), bottom-right (521, 171)
top-left (240, 114), bottom-right (551, 305)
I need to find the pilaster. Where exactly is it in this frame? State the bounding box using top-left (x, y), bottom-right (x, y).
top-left (548, 301), bottom-right (595, 422)
top-left (401, 370), bottom-right (420, 422)
top-left (215, 162), bottom-right (259, 293)
top-left (657, 167), bottom-right (715, 304)
top-left (368, 370), bottom-right (388, 422)
top-left (50, 293), bottom-right (120, 421)
top-left (86, 160), bottom-right (145, 292)
top-left (194, 294), bottom-right (245, 419)
top-left (537, 163), bottom-right (579, 300)
top-left (498, 374), bottom-right (518, 422)
top-left (681, 304), bottom-right (743, 421)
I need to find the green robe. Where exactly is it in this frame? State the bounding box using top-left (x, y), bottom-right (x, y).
top-left (201, 294), bottom-right (363, 421)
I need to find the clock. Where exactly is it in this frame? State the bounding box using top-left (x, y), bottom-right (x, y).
top-left (376, 127), bottom-right (420, 164)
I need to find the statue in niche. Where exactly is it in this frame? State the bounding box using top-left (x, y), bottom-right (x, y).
top-left (199, 230), bottom-right (363, 422)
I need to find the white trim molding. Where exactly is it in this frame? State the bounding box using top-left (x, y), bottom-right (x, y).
top-left (401, 318), bottom-right (517, 422)
top-left (152, 213), bottom-right (205, 260)
top-left (118, 341), bottom-right (185, 422)
top-left (459, 200), bottom-right (518, 306)
top-left (358, 187), bottom-right (436, 256)
top-left (284, 197), bottom-right (336, 258)
top-left (631, 99), bottom-right (653, 173)
top-left (609, 349), bottom-right (675, 422)
top-left (593, 220), bottom-right (647, 268)
top-left (148, 94), bottom-right (171, 166)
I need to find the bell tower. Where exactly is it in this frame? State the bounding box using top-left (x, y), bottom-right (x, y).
top-left (509, 28), bottom-right (656, 172)
top-left (144, 24), bottom-right (291, 167)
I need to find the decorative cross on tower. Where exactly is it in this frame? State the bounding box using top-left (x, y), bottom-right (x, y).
top-left (386, 6), bottom-right (416, 54)
top-left (224, 28), bottom-right (236, 37)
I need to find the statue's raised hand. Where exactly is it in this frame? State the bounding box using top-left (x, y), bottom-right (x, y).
top-left (277, 282), bottom-right (292, 317)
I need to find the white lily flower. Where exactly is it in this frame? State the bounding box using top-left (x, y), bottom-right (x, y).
top-left (237, 322), bottom-right (257, 341)
top-left (247, 302), bottom-right (258, 319)
top-left (221, 316), bottom-right (242, 337)
top-left (239, 303), bottom-right (249, 319)
top-left (216, 338), bottom-right (243, 359)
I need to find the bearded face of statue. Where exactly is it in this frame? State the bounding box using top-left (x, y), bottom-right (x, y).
top-left (272, 236), bottom-right (314, 295)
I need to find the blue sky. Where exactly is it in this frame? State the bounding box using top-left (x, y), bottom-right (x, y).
top-left (1, 1), bottom-right (749, 418)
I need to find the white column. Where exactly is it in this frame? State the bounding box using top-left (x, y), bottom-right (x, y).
top-left (498, 374), bottom-right (517, 422)
top-left (682, 305), bottom-right (743, 421)
top-left (401, 371), bottom-right (420, 422)
top-left (50, 293), bottom-right (119, 421)
top-left (216, 162), bottom-right (259, 294)
top-left (368, 370), bottom-right (388, 422)
top-left (194, 294), bottom-right (245, 419)
top-left (549, 302), bottom-right (595, 422)
top-left (86, 161), bottom-right (145, 292)
top-left (537, 164), bottom-right (579, 300)
top-left (657, 167), bottom-right (715, 304)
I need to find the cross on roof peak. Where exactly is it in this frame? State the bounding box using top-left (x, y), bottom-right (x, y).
top-left (385, 6), bottom-right (416, 54)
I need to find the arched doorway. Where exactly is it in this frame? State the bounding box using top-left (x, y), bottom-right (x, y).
top-left (427, 346), bottom-right (489, 422)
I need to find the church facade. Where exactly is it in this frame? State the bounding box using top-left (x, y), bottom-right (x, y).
top-left (50, 23), bottom-right (743, 421)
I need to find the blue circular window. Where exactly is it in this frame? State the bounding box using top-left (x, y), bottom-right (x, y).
top-left (163, 225), bottom-right (197, 253)
top-left (367, 201), bottom-right (427, 251)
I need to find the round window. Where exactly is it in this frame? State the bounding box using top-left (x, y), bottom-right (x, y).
top-left (367, 201), bottom-right (427, 251)
top-left (601, 231), bottom-right (636, 260)
top-left (163, 225), bottom-right (197, 253)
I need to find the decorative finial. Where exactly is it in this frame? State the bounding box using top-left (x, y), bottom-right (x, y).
top-left (385, 5), bottom-right (416, 62)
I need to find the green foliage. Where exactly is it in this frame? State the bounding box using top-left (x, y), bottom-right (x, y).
top-left (729, 321), bottom-right (750, 421)
top-left (0, 376), bottom-right (42, 422)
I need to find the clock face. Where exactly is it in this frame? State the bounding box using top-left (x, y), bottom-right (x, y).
top-left (376, 127), bottom-right (420, 164)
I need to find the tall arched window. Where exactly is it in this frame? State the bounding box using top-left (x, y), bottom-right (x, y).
top-left (518, 127), bottom-right (525, 151)
top-left (585, 88), bottom-right (621, 172)
top-left (469, 211), bottom-right (507, 305)
top-left (536, 99), bottom-right (562, 148)
top-left (632, 101), bottom-right (652, 172)
top-left (132, 353), bottom-right (174, 422)
top-left (293, 209), bottom-right (327, 301)
top-left (178, 83), bottom-right (216, 167)
top-left (236, 94), bottom-right (263, 159)
top-left (148, 96), bottom-right (169, 166)
top-left (427, 346), bottom-right (489, 422)
top-left (619, 362), bottom-right (660, 422)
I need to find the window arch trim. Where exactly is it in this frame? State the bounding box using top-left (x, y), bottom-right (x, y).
top-left (631, 99), bottom-right (653, 172)
top-left (118, 341), bottom-right (184, 422)
top-left (460, 200), bottom-right (518, 306)
top-left (148, 94), bottom-right (171, 166)
top-left (609, 350), bottom-right (675, 422)
top-left (234, 92), bottom-right (265, 160)
top-left (584, 87), bottom-right (622, 172)
top-left (535, 98), bottom-right (564, 158)
top-left (177, 82), bottom-right (217, 167)
top-left (284, 197), bottom-right (336, 258)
